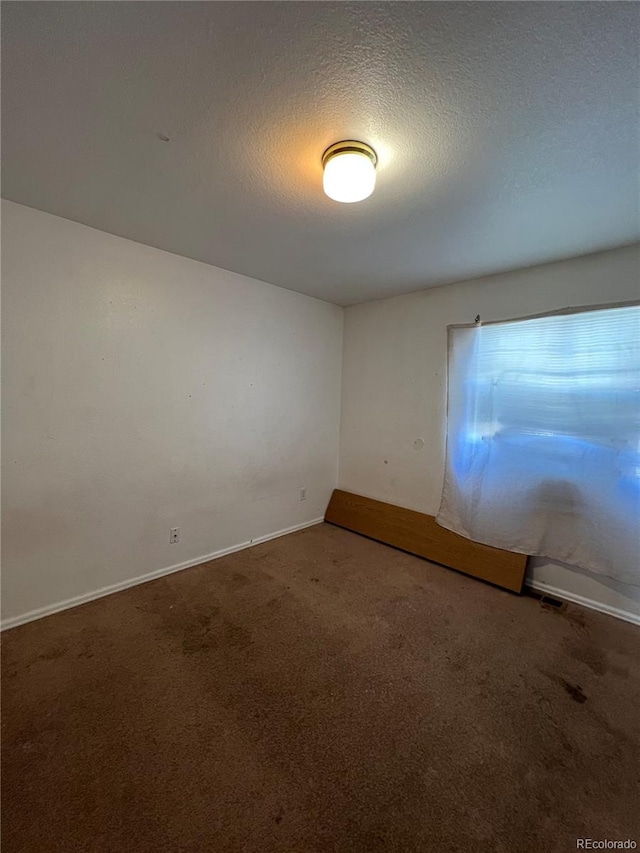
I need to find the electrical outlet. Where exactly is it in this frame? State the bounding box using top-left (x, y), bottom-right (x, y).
top-left (300, 487), bottom-right (307, 501)
top-left (169, 527), bottom-right (180, 544)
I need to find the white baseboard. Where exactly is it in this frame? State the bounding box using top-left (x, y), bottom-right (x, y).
top-left (525, 579), bottom-right (640, 627)
top-left (1, 517), bottom-right (324, 632)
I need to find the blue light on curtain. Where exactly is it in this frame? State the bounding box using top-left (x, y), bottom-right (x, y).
top-left (436, 304), bottom-right (640, 583)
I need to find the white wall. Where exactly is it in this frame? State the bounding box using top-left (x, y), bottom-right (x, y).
top-left (1, 201), bottom-right (343, 626)
top-left (339, 244), bottom-right (640, 622)
top-left (3, 201), bottom-right (638, 627)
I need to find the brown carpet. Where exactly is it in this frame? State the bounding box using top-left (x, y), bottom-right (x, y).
top-left (2, 523), bottom-right (639, 853)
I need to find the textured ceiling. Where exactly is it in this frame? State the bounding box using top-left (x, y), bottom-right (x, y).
top-left (2, 2), bottom-right (639, 305)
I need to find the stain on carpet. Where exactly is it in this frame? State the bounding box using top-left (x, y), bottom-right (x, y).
top-left (560, 678), bottom-right (588, 704)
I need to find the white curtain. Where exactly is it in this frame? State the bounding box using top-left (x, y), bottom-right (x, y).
top-left (436, 304), bottom-right (640, 584)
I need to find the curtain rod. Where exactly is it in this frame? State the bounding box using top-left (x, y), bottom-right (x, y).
top-left (449, 299), bottom-right (639, 330)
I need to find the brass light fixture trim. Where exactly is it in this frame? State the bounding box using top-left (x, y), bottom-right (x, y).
top-left (321, 140), bottom-right (377, 169)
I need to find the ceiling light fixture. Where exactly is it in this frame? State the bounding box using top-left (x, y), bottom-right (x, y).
top-left (322, 140), bottom-right (377, 203)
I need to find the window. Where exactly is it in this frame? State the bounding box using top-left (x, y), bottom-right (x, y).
top-left (436, 304), bottom-right (640, 583)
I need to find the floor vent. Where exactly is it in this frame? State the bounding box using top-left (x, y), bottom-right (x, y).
top-left (540, 595), bottom-right (564, 608)
top-left (526, 589), bottom-right (565, 608)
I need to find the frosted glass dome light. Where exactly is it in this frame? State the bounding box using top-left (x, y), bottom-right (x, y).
top-left (322, 141), bottom-right (377, 203)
